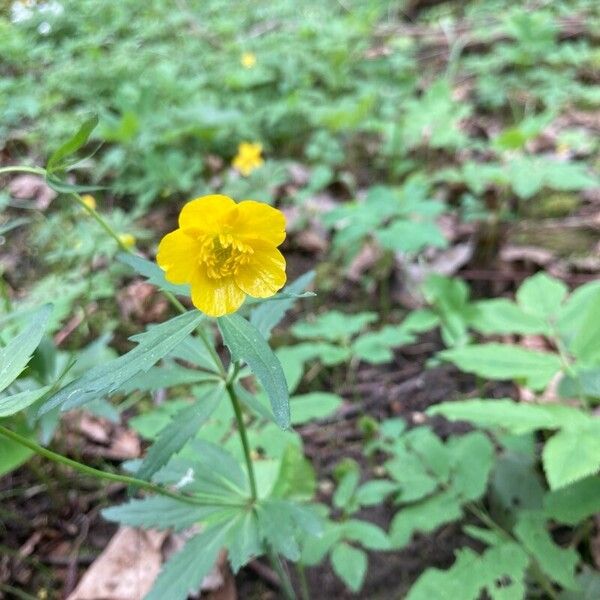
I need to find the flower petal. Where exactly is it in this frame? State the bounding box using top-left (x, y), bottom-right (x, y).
top-left (190, 270), bottom-right (246, 317)
top-left (179, 195), bottom-right (236, 233)
top-left (235, 241), bottom-right (286, 298)
top-left (233, 200), bottom-right (286, 246)
top-left (156, 229), bottom-right (200, 284)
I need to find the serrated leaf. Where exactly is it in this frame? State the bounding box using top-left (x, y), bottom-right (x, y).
top-left (218, 314), bottom-right (290, 429)
top-left (330, 542), bottom-right (367, 592)
top-left (256, 499), bottom-right (301, 561)
top-left (145, 521), bottom-right (232, 600)
top-left (136, 384), bottom-right (224, 481)
top-left (47, 115), bottom-right (98, 172)
top-left (250, 270), bottom-right (315, 339)
top-left (542, 424), bottom-right (600, 490)
top-left (227, 509), bottom-right (262, 572)
top-left (544, 476), bottom-right (600, 525)
top-left (117, 252), bottom-right (190, 297)
top-left (102, 496), bottom-right (222, 531)
top-left (0, 385), bottom-right (52, 417)
top-left (119, 365), bottom-right (219, 393)
top-left (40, 310), bottom-right (204, 414)
top-left (0, 305), bottom-right (52, 393)
top-left (439, 344), bottom-right (562, 391)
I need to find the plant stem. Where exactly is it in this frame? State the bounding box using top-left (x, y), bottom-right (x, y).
top-left (226, 382), bottom-right (258, 502)
top-left (267, 545), bottom-right (297, 600)
top-left (0, 166), bottom-right (46, 177)
top-left (297, 562), bottom-right (310, 600)
top-left (0, 424), bottom-right (242, 509)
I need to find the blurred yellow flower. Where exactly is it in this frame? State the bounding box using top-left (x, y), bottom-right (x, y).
top-left (241, 52), bottom-right (257, 69)
top-left (232, 142), bottom-right (264, 176)
top-left (81, 194), bottom-right (96, 210)
top-left (157, 195), bottom-right (286, 317)
top-left (118, 233), bottom-right (136, 249)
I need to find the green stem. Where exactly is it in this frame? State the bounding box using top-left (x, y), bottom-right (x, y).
top-left (0, 424), bottom-right (242, 509)
top-left (227, 382), bottom-right (258, 501)
top-left (297, 562), bottom-right (310, 600)
top-left (267, 545), bottom-right (297, 600)
top-left (0, 166), bottom-right (46, 177)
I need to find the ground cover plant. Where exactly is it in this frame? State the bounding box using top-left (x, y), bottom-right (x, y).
top-left (1, 0), bottom-right (600, 598)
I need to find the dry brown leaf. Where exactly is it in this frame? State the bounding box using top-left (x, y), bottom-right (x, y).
top-left (67, 527), bottom-right (167, 600)
top-left (8, 174), bottom-right (57, 210)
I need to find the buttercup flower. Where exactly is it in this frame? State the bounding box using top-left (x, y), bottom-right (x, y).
top-left (118, 233), bottom-right (136, 249)
top-left (241, 52), bottom-right (257, 69)
top-left (157, 195), bottom-right (286, 317)
top-left (81, 194), bottom-right (96, 210)
top-left (232, 142), bottom-right (264, 176)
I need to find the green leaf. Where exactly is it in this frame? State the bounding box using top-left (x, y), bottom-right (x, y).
top-left (145, 520), bottom-right (232, 600)
top-left (352, 325), bottom-right (416, 364)
top-left (291, 392), bottom-right (342, 425)
top-left (40, 310), bottom-right (205, 414)
top-left (514, 511), bottom-right (580, 591)
top-left (102, 496), bottom-right (223, 531)
top-left (0, 385), bottom-right (52, 418)
top-left (389, 489), bottom-right (463, 548)
top-left (227, 509), bottom-right (262, 572)
top-left (567, 290), bottom-right (600, 362)
top-left (0, 417), bottom-right (36, 477)
top-left (333, 467), bottom-right (360, 511)
top-left (250, 271), bottom-right (315, 339)
top-left (46, 115), bottom-right (99, 172)
top-left (438, 344), bottom-right (562, 390)
top-left (120, 365), bottom-right (219, 393)
top-left (470, 299), bottom-right (547, 335)
top-left (544, 476), bottom-right (600, 525)
top-left (428, 399), bottom-right (589, 435)
top-left (218, 314), bottom-right (290, 429)
top-left (542, 424), bottom-right (600, 489)
top-left (0, 305), bottom-right (52, 393)
top-left (406, 542), bottom-right (529, 600)
top-left (271, 444), bottom-right (316, 501)
top-left (447, 431), bottom-right (494, 501)
top-left (255, 499), bottom-right (301, 560)
top-left (117, 252), bottom-right (190, 297)
top-left (292, 311), bottom-right (377, 343)
top-left (516, 273), bottom-right (568, 320)
top-left (342, 519), bottom-right (391, 550)
top-left (136, 384), bottom-right (224, 481)
top-left (331, 542), bottom-right (367, 592)
top-left (355, 480), bottom-right (398, 506)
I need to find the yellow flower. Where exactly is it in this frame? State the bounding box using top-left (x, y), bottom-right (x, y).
top-left (232, 142), bottom-right (264, 176)
top-left (157, 195), bottom-right (286, 317)
top-left (81, 194), bottom-right (96, 210)
top-left (118, 233), bottom-right (136, 249)
top-left (241, 52), bottom-right (257, 69)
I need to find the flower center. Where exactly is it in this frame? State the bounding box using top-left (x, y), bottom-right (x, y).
top-left (199, 234), bottom-right (253, 279)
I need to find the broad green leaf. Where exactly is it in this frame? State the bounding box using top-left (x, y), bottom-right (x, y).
top-left (120, 365), bottom-right (219, 393)
top-left (331, 542), bottom-right (367, 593)
top-left (355, 480), bottom-right (398, 506)
top-left (377, 220), bottom-right (446, 253)
top-left (558, 281), bottom-right (600, 343)
top-left (46, 115), bottom-right (98, 172)
top-left (256, 499), bottom-right (301, 560)
top-left (568, 290), bottom-right (600, 362)
top-left (129, 399), bottom-right (190, 440)
top-left (544, 476), bottom-right (600, 525)
top-left (333, 467), bottom-right (360, 511)
top-left (250, 271), bottom-right (315, 339)
top-left (389, 489), bottom-right (463, 548)
top-left (117, 252), bottom-right (190, 297)
top-left (291, 392), bottom-right (342, 425)
top-left (271, 444), bottom-right (316, 501)
top-left (0, 385), bottom-right (51, 418)
top-left (447, 431), bottom-right (494, 501)
top-left (136, 384), bottom-right (224, 480)
top-left (428, 399), bottom-right (589, 435)
top-left (514, 511), bottom-right (580, 591)
top-left (438, 344), bottom-right (562, 390)
top-left (291, 311), bottom-right (377, 343)
top-left (352, 325), bottom-right (415, 364)
top-left (0, 417), bottom-right (36, 477)
top-left (102, 496), bottom-right (223, 531)
top-left (342, 519), bottom-right (390, 550)
top-left (542, 424), bottom-right (600, 490)
top-left (0, 305), bottom-right (52, 393)
top-left (516, 273), bottom-right (568, 320)
top-left (40, 310), bottom-right (205, 414)
top-left (145, 521), bottom-right (232, 600)
top-left (470, 299), bottom-right (546, 335)
top-left (560, 567), bottom-right (600, 600)
top-left (218, 314), bottom-right (290, 429)
top-left (406, 542), bottom-right (529, 600)
top-left (301, 521), bottom-right (344, 565)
